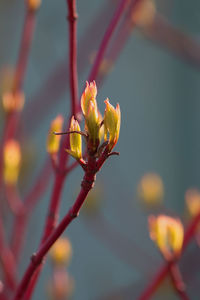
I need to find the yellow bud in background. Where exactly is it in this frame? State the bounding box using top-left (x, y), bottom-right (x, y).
top-left (3, 140), bottom-right (21, 185)
top-left (47, 115), bottom-right (64, 154)
top-left (49, 238), bottom-right (72, 266)
top-left (81, 81), bottom-right (97, 116)
top-left (132, 0), bottom-right (156, 28)
top-left (104, 98), bottom-right (121, 151)
top-left (2, 91), bottom-right (25, 113)
top-left (148, 215), bottom-right (184, 260)
top-left (27, 0), bottom-right (41, 11)
top-left (185, 189), bottom-right (200, 217)
top-left (138, 173), bottom-right (164, 206)
top-left (66, 116), bottom-right (82, 159)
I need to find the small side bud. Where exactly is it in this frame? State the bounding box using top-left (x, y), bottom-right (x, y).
top-left (3, 140), bottom-right (21, 185)
top-left (49, 238), bottom-right (72, 266)
top-left (81, 81), bottom-right (97, 116)
top-left (47, 115), bottom-right (64, 154)
top-left (148, 215), bottom-right (184, 260)
top-left (185, 189), bottom-right (200, 217)
top-left (132, 0), bottom-right (156, 28)
top-left (27, 0), bottom-right (41, 11)
top-left (104, 99), bottom-right (121, 151)
top-left (66, 116), bottom-right (82, 159)
top-left (138, 173), bottom-right (164, 207)
top-left (2, 91), bottom-right (25, 113)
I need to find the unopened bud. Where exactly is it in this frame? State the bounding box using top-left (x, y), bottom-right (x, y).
top-left (185, 189), bottom-right (200, 217)
top-left (66, 116), bottom-right (82, 159)
top-left (86, 100), bottom-right (100, 144)
top-left (2, 91), bottom-right (25, 113)
top-left (3, 140), bottom-right (21, 185)
top-left (81, 81), bottom-right (97, 116)
top-left (148, 215), bottom-right (184, 260)
top-left (47, 115), bottom-right (64, 154)
top-left (132, 0), bottom-right (156, 28)
top-left (50, 238), bottom-right (72, 266)
top-left (104, 99), bottom-right (121, 151)
top-left (27, 0), bottom-right (41, 11)
top-left (138, 173), bottom-right (164, 206)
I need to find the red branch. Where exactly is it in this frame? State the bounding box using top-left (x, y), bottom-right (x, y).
top-left (13, 152), bottom-right (109, 299)
top-left (13, 8), bottom-right (36, 94)
top-left (67, 0), bottom-right (79, 118)
top-left (87, 0), bottom-right (129, 83)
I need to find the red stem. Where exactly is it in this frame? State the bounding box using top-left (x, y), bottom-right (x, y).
top-left (138, 212), bottom-right (200, 300)
top-left (13, 9), bottom-right (36, 94)
top-left (67, 0), bottom-right (79, 118)
top-left (0, 216), bottom-right (17, 291)
top-left (14, 156), bottom-right (99, 299)
top-left (169, 263), bottom-right (190, 300)
top-left (87, 0), bottom-right (129, 83)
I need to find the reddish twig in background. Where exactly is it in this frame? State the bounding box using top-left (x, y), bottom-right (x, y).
top-left (142, 13), bottom-right (200, 69)
top-left (169, 263), bottom-right (190, 300)
top-left (0, 216), bottom-right (17, 291)
top-left (87, 0), bottom-right (130, 83)
top-left (9, 159), bottom-right (52, 265)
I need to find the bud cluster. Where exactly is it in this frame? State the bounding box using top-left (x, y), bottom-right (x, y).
top-left (67, 81), bottom-right (121, 162)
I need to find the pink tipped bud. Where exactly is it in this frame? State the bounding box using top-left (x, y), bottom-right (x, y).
top-left (81, 81), bottom-right (97, 116)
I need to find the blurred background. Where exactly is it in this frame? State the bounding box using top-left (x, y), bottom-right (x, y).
top-left (1, 0), bottom-right (200, 299)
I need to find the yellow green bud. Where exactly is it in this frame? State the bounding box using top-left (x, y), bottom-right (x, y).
top-left (81, 81), bottom-right (97, 116)
top-left (148, 215), bottom-right (184, 260)
top-left (3, 140), bottom-right (21, 185)
top-left (85, 100), bottom-right (100, 143)
top-left (66, 116), bottom-right (82, 159)
top-left (104, 98), bottom-right (121, 151)
top-left (47, 115), bottom-right (64, 154)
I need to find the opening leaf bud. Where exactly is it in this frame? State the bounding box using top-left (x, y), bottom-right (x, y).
top-left (85, 100), bottom-right (100, 143)
top-left (148, 215), bottom-right (184, 260)
top-left (66, 116), bottom-right (82, 159)
top-left (3, 140), bottom-right (21, 185)
top-left (81, 81), bottom-right (97, 116)
top-left (104, 99), bottom-right (121, 151)
top-left (47, 115), bottom-right (64, 154)
top-left (2, 91), bottom-right (25, 113)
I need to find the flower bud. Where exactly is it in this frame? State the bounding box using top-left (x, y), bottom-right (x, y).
top-left (47, 115), bottom-right (64, 154)
top-left (85, 100), bottom-right (100, 144)
top-left (66, 116), bottom-right (82, 159)
top-left (81, 81), bottom-right (97, 116)
top-left (27, 0), bottom-right (41, 11)
top-left (185, 189), bottom-right (200, 217)
top-left (49, 238), bottom-right (72, 266)
top-left (148, 215), bottom-right (184, 260)
top-left (138, 173), bottom-right (164, 206)
top-left (3, 140), bottom-right (21, 185)
top-left (132, 0), bottom-right (156, 28)
top-left (2, 91), bottom-right (25, 113)
top-left (104, 99), bottom-right (121, 151)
